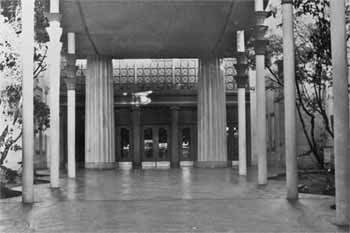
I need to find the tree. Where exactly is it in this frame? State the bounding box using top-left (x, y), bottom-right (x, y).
top-left (254, 0), bottom-right (339, 167)
top-left (0, 0), bottom-right (50, 185)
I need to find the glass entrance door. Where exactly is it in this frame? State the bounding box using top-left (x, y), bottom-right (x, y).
top-left (227, 123), bottom-right (238, 161)
top-left (142, 126), bottom-right (169, 162)
top-left (116, 127), bottom-right (132, 162)
top-left (180, 125), bottom-right (196, 161)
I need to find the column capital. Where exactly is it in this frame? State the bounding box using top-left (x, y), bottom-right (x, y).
top-left (234, 52), bottom-right (248, 88)
top-left (62, 54), bottom-right (77, 79)
top-left (234, 75), bottom-right (249, 89)
top-left (46, 13), bottom-right (62, 44)
top-left (254, 24), bottom-right (268, 55)
top-left (255, 11), bottom-right (268, 26)
top-left (254, 40), bottom-right (269, 55)
top-left (254, 10), bottom-right (268, 56)
top-left (47, 26), bottom-right (62, 45)
top-left (64, 78), bottom-right (76, 90)
top-left (234, 63), bottom-right (249, 89)
top-left (235, 52), bottom-right (248, 64)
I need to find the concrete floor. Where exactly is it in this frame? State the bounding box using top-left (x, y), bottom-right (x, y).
top-left (0, 167), bottom-right (348, 233)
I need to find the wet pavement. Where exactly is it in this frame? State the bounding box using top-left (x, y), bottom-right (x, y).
top-left (0, 167), bottom-right (348, 233)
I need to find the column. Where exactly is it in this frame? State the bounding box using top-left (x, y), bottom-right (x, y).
top-left (64, 32), bottom-right (77, 178)
top-left (46, 10), bottom-right (62, 188)
top-left (170, 106), bottom-right (180, 168)
top-left (329, 0), bottom-right (350, 226)
top-left (132, 106), bottom-right (141, 168)
top-left (85, 56), bottom-right (115, 169)
top-left (64, 78), bottom-right (76, 178)
top-left (249, 69), bottom-right (258, 166)
top-left (275, 60), bottom-right (285, 173)
top-left (59, 109), bottom-right (66, 168)
top-left (234, 52), bottom-right (248, 176)
top-left (21, 0), bottom-right (35, 203)
top-left (282, 0), bottom-right (298, 200)
top-left (196, 57), bottom-right (227, 168)
top-left (254, 3), bottom-right (268, 185)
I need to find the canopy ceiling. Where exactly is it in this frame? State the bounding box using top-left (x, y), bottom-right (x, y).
top-left (60, 0), bottom-right (260, 58)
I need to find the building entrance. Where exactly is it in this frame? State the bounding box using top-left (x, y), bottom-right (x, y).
top-left (179, 125), bottom-right (197, 162)
top-left (142, 126), bottom-right (170, 162)
top-left (116, 126), bottom-right (132, 162)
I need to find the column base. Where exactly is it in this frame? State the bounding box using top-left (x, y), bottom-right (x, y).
top-left (194, 161), bottom-right (231, 168)
top-left (85, 162), bottom-right (115, 169)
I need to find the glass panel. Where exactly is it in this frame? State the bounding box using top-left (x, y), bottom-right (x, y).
top-left (120, 128), bottom-right (130, 159)
top-left (233, 126), bottom-right (238, 137)
top-left (144, 128), bottom-right (153, 159)
top-left (158, 128), bottom-right (168, 160)
top-left (181, 128), bottom-right (191, 159)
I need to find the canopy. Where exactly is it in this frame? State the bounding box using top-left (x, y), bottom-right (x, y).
top-left (61, 0), bottom-right (258, 58)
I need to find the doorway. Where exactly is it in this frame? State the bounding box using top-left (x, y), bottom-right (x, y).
top-left (142, 126), bottom-right (170, 162)
top-left (116, 127), bottom-right (132, 162)
top-left (179, 125), bottom-right (197, 162)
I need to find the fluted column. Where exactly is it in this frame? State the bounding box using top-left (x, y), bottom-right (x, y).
top-left (21, 0), bottom-right (35, 203)
top-left (329, 0), bottom-right (350, 226)
top-left (282, 0), bottom-right (298, 200)
top-left (170, 106), bottom-right (180, 168)
top-left (85, 56), bottom-right (115, 169)
top-left (132, 106), bottom-right (141, 168)
top-left (255, 7), bottom-right (268, 185)
top-left (234, 52), bottom-right (248, 176)
top-left (47, 12), bottom-right (62, 188)
top-left (196, 57), bottom-right (227, 168)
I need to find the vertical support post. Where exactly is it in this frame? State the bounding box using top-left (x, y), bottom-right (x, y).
top-left (85, 56), bottom-right (115, 169)
top-left (21, 0), bottom-right (35, 203)
top-left (197, 57), bottom-right (227, 168)
top-left (64, 78), bottom-right (76, 178)
top-left (329, 0), bottom-right (350, 226)
top-left (234, 50), bottom-right (248, 176)
top-left (170, 106), bottom-right (180, 168)
top-left (67, 32), bottom-right (75, 54)
top-left (132, 106), bottom-right (141, 168)
top-left (249, 69), bottom-right (258, 166)
top-left (50, 0), bottom-right (59, 13)
top-left (47, 12), bottom-right (62, 188)
top-left (64, 32), bottom-right (76, 178)
top-left (275, 60), bottom-right (285, 173)
top-left (282, 0), bottom-right (298, 200)
top-left (254, 3), bottom-right (268, 185)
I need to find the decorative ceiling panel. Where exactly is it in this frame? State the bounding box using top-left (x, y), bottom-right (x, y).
top-left (76, 58), bottom-right (238, 93)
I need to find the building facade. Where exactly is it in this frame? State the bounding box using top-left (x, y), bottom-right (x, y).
top-left (59, 58), bottom-right (252, 169)
top-left (15, 0), bottom-right (349, 225)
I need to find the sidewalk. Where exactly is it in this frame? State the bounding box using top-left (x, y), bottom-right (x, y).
top-left (0, 168), bottom-right (348, 233)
